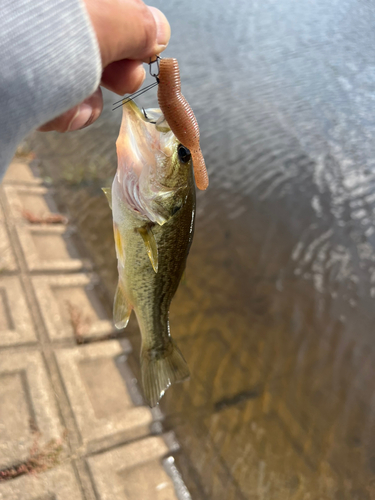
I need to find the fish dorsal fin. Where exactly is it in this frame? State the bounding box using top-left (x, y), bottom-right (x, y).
top-left (113, 281), bottom-right (131, 329)
top-left (102, 187), bottom-right (112, 210)
top-left (138, 225), bottom-right (158, 273)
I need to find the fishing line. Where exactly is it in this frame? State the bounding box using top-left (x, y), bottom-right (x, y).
top-left (112, 56), bottom-right (161, 111)
top-left (112, 81), bottom-right (158, 107)
top-left (112, 82), bottom-right (158, 111)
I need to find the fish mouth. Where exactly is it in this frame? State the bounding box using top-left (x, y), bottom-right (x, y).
top-left (116, 100), bottom-right (174, 179)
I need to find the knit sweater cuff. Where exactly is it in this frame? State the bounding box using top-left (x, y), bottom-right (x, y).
top-left (0, 0), bottom-right (102, 176)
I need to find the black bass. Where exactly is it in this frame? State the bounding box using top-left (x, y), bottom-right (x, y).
top-left (103, 101), bottom-right (195, 407)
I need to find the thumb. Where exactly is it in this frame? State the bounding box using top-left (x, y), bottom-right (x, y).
top-left (83, 0), bottom-right (171, 67)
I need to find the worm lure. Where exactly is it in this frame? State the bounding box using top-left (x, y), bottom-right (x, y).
top-left (156, 57), bottom-right (209, 191)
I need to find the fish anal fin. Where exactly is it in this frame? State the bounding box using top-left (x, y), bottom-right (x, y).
top-left (102, 187), bottom-right (112, 210)
top-left (113, 281), bottom-right (131, 329)
top-left (141, 341), bottom-right (190, 407)
top-left (138, 225), bottom-right (158, 273)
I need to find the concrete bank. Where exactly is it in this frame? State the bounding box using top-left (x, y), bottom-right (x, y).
top-left (0, 158), bottom-right (190, 500)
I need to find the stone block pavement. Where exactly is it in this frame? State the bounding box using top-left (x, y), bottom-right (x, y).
top-left (0, 160), bottom-right (190, 499)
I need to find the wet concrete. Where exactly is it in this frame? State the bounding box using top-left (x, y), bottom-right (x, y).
top-left (26, 0), bottom-right (375, 497)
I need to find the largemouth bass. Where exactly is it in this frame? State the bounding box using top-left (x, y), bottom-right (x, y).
top-left (103, 101), bottom-right (195, 407)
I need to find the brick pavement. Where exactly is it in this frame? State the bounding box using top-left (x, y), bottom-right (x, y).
top-left (0, 160), bottom-right (189, 499)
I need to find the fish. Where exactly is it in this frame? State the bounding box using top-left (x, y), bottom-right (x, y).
top-left (103, 100), bottom-right (196, 407)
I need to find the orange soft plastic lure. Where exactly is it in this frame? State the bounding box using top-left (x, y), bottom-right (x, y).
top-left (157, 58), bottom-right (209, 191)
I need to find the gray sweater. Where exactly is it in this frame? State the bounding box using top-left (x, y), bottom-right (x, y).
top-left (0, 0), bottom-right (102, 180)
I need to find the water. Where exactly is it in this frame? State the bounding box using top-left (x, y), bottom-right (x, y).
top-left (28, 0), bottom-right (375, 497)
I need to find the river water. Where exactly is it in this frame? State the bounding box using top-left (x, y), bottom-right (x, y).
top-left (29, 0), bottom-right (375, 497)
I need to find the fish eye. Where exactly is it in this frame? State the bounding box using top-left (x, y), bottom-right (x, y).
top-left (178, 145), bottom-right (191, 163)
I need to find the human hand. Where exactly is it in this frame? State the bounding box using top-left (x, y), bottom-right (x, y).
top-left (38, 0), bottom-right (170, 133)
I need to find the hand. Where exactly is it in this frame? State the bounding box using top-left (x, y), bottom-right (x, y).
top-left (38, 0), bottom-right (170, 133)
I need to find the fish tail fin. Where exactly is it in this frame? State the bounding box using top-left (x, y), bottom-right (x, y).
top-left (141, 341), bottom-right (190, 407)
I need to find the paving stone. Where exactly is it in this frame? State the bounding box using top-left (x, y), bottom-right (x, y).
top-left (32, 274), bottom-right (113, 341)
top-left (0, 275), bottom-right (37, 347)
top-left (0, 351), bottom-right (63, 470)
top-left (0, 464), bottom-right (84, 500)
top-left (87, 436), bottom-right (178, 500)
top-left (3, 185), bottom-right (58, 223)
top-left (15, 224), bottom-right (90, 272)
top-left (55, 341), bottom-right (152, 453)
top-left (0, 205), bottom-right (16, 272)
top-left (2, 161), bottom-right (42, 186)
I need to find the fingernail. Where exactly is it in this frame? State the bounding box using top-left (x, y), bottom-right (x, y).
top-left (148, 6), bottom-right (171, 48)
top-left (67, 104), bottom-right (93, 131)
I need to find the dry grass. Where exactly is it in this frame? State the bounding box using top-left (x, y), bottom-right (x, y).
top-left (66, 301), bottom-right (91, 344)
top-left (66, 301), bottom-right (117, 344)
top-left (14, 145), bottom-right (36, 162)
top-left (61, 159), bottom-right (102, 186)
top-left (21, 209), bottom-right (68, 225)
top-left (0, 431), bottom-right (64, 482)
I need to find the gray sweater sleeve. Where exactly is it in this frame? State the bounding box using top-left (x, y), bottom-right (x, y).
top-left (0, 0), bottom-right (102, 179)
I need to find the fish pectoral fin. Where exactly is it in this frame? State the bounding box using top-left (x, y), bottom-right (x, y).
top-left (138, 225), bottom-right (158, 273)
top-left (102, 187), bottom-right (112, 210)
top-left (113, 281), bottom-right (131, 329)
top-left (114, 224), bottom-right (126, 268)
top-left (141, 341), bottom-right (190, 407)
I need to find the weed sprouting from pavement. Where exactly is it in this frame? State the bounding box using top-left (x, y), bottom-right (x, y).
top-left (0, 431), bottom-right (65, 482)
top-left (61, 159), bottom-right (103, 186)
top-left (66, 301), bottom-right (91, 344)
top-left (21, 209), bottom-right (68, 225)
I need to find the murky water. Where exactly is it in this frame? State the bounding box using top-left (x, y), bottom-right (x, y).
top-left (27, 0), bottom-right (375, 497)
